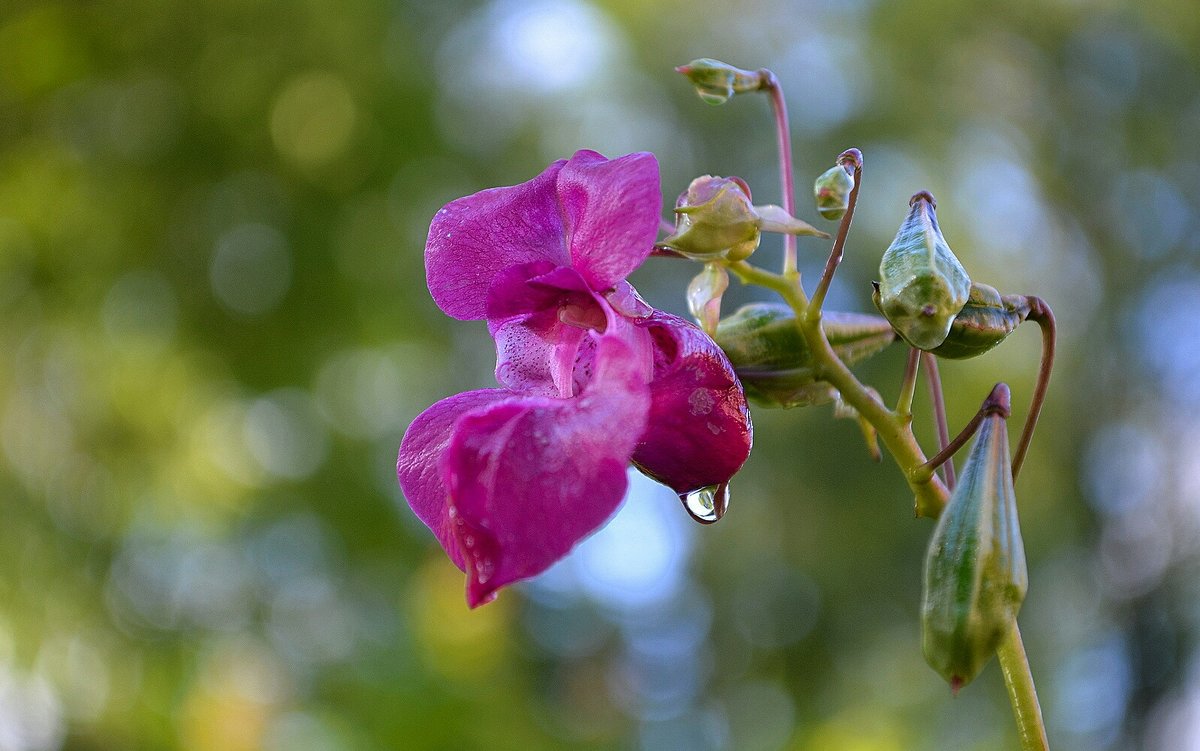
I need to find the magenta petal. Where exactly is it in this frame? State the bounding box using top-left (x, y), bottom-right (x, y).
top-left (441, 327), bottom-right (653, 607)
top-left (558, 150), bottom-right (662, 292)
top-left (425, 160), bottom-right (569, 320)
top-left (631, 312), bottom-right (753, 494)
top-left (397, 388), bottom-right (511, 571)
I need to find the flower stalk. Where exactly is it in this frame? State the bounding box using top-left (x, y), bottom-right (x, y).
top-left (720, 134), bottom-right (1047, 746)
top-left (759, 70), bottom-right (799, 276)
top-left (896, 348), bottom-right (922, 420)
top-left (998, 620), bottom-right (1051, 751)
top-left (923, 355), bottom-right (955, 488)
top-left (1012, 297), bottom-right (1056, 481)
top-left (807, 149), bottom-right (862, 317)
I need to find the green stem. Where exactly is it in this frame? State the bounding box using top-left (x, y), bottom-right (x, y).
top-left (726, 259), bottom-right (948, 517)
top-left (896, 348), bottom-right (921, 419)
top-left (998, 620), bottom-right (1050, 751)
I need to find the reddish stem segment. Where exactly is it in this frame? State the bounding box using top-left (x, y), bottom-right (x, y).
top-left (809, 149), bottom-right (863, 316)
top-left (923, 355), bottom-right (955, 489)
top-left (921, 383), bottom-right (1011, 476)
top-left (759, 70), bottom-right (798, 275)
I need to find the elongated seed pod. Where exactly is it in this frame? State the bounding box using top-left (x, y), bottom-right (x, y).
top-left (930, 283), bottom-right (1031, 360)
top-left (714, 302), bottom-right (895, 408)
top-left (874, 192), bottom-right (971, 350)
top-left (921, 389), bottom-right (1027, 689)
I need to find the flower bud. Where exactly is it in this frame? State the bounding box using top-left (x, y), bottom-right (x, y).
top-left (661, 176), bottom-right (829, 262)
top-left (687, 262), bottom-right (730, 336)
top-left (663, 176), bottom-right (760, 261)
top-left (714, 302), bottom-right (895, 408)
top-left (922, 385), bottom-right (1027, 689)
top-left (930, 283), bottom-right (1031, 360)
top-left (813, 164), bottom-right (855, 220)
top-left (675, 58), bottom-right (763, 105)
top-left (874, 192), bottom-right (971, 350)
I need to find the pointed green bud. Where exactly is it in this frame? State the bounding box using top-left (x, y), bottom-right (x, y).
top-left (687, 262), bottom-right (730, 336)
top-left (874, 192), bottom-right (971, 350)
top-left (922, 384), bottom-right (1028, 689)
top-left (713, 302), bottom-right (895, 408)
top-left (675, 58), bottom-right (763, 105)
top-left (662, 176), bottom-right (829, 262)
top-left (930, 283), bottom-right (1031, 360)
top-left (813, 163), bottom-right (855, 220)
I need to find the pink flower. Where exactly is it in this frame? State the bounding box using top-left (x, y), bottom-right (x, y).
top-left (398, 150), bottom-right (752, 607)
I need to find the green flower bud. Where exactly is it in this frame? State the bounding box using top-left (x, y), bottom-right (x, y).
top-left (714, 302), bottom-right (895, 408)
top-left (813, 164), bottom-right (855, 221)
top-left (675, 58), bottom-right (763, 105)
top-left (930, 283), bottom-right (1031, 360)
top-left (663, 176), bottom-right (760, 261)
top-left (661, 176), bottom-right (829, 262)
top-left (687, 262), bottom-right (730, 336)
top-left (922, 385), bottom-right (1027, 690)
top-left (874, 192), bottom-right (971, 350)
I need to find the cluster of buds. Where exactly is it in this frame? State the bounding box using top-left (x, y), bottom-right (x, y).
top-left (664, 59), bottom-right (1053, 718)
top-left (662, 174), bottom-right (826, 336)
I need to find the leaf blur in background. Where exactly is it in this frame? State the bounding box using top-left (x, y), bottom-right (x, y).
top-left (1, 0), bottom-right (1198, 749)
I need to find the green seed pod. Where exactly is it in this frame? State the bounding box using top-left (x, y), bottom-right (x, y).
top-left (874, 192), bottom-right (971, 350)
top-left (813, 164), bottom-right (855, 220)
top-left (675, 58), bottom-right (763, 105)
top-left (714, 302), bottom-right (895, 408)
top-left (930, 283), bottom-right (1031, 360)
top-left (922, 387), bottom-right (1027, 689)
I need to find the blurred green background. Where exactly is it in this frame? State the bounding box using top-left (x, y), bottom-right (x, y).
top-left (1, 0), bottom-right (1198, 748)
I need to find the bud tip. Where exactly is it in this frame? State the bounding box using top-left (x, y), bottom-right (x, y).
top-left (910, 190), bottom-right (937, 208)
top-left (950, 676), bottom-right (965, 696)
top-left (982, 382), bottom-right (1012, 417)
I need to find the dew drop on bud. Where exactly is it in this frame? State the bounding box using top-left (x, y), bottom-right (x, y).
top-left (679, 482), bottom-right (730, 524)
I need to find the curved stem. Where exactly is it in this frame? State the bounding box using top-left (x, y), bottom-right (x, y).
top-left (923, 355), bottom-right (955, 489)
top-left (998, 620), bottom-right (1050, 751)
top-left (1012, 297), bottom-right (1055, 482)
top-left (759, 70), bottom-right (798, 276)
top-left (808, 150), bottom-right (862, 317)
top-left (896, 348), bottom-right (922, 419)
